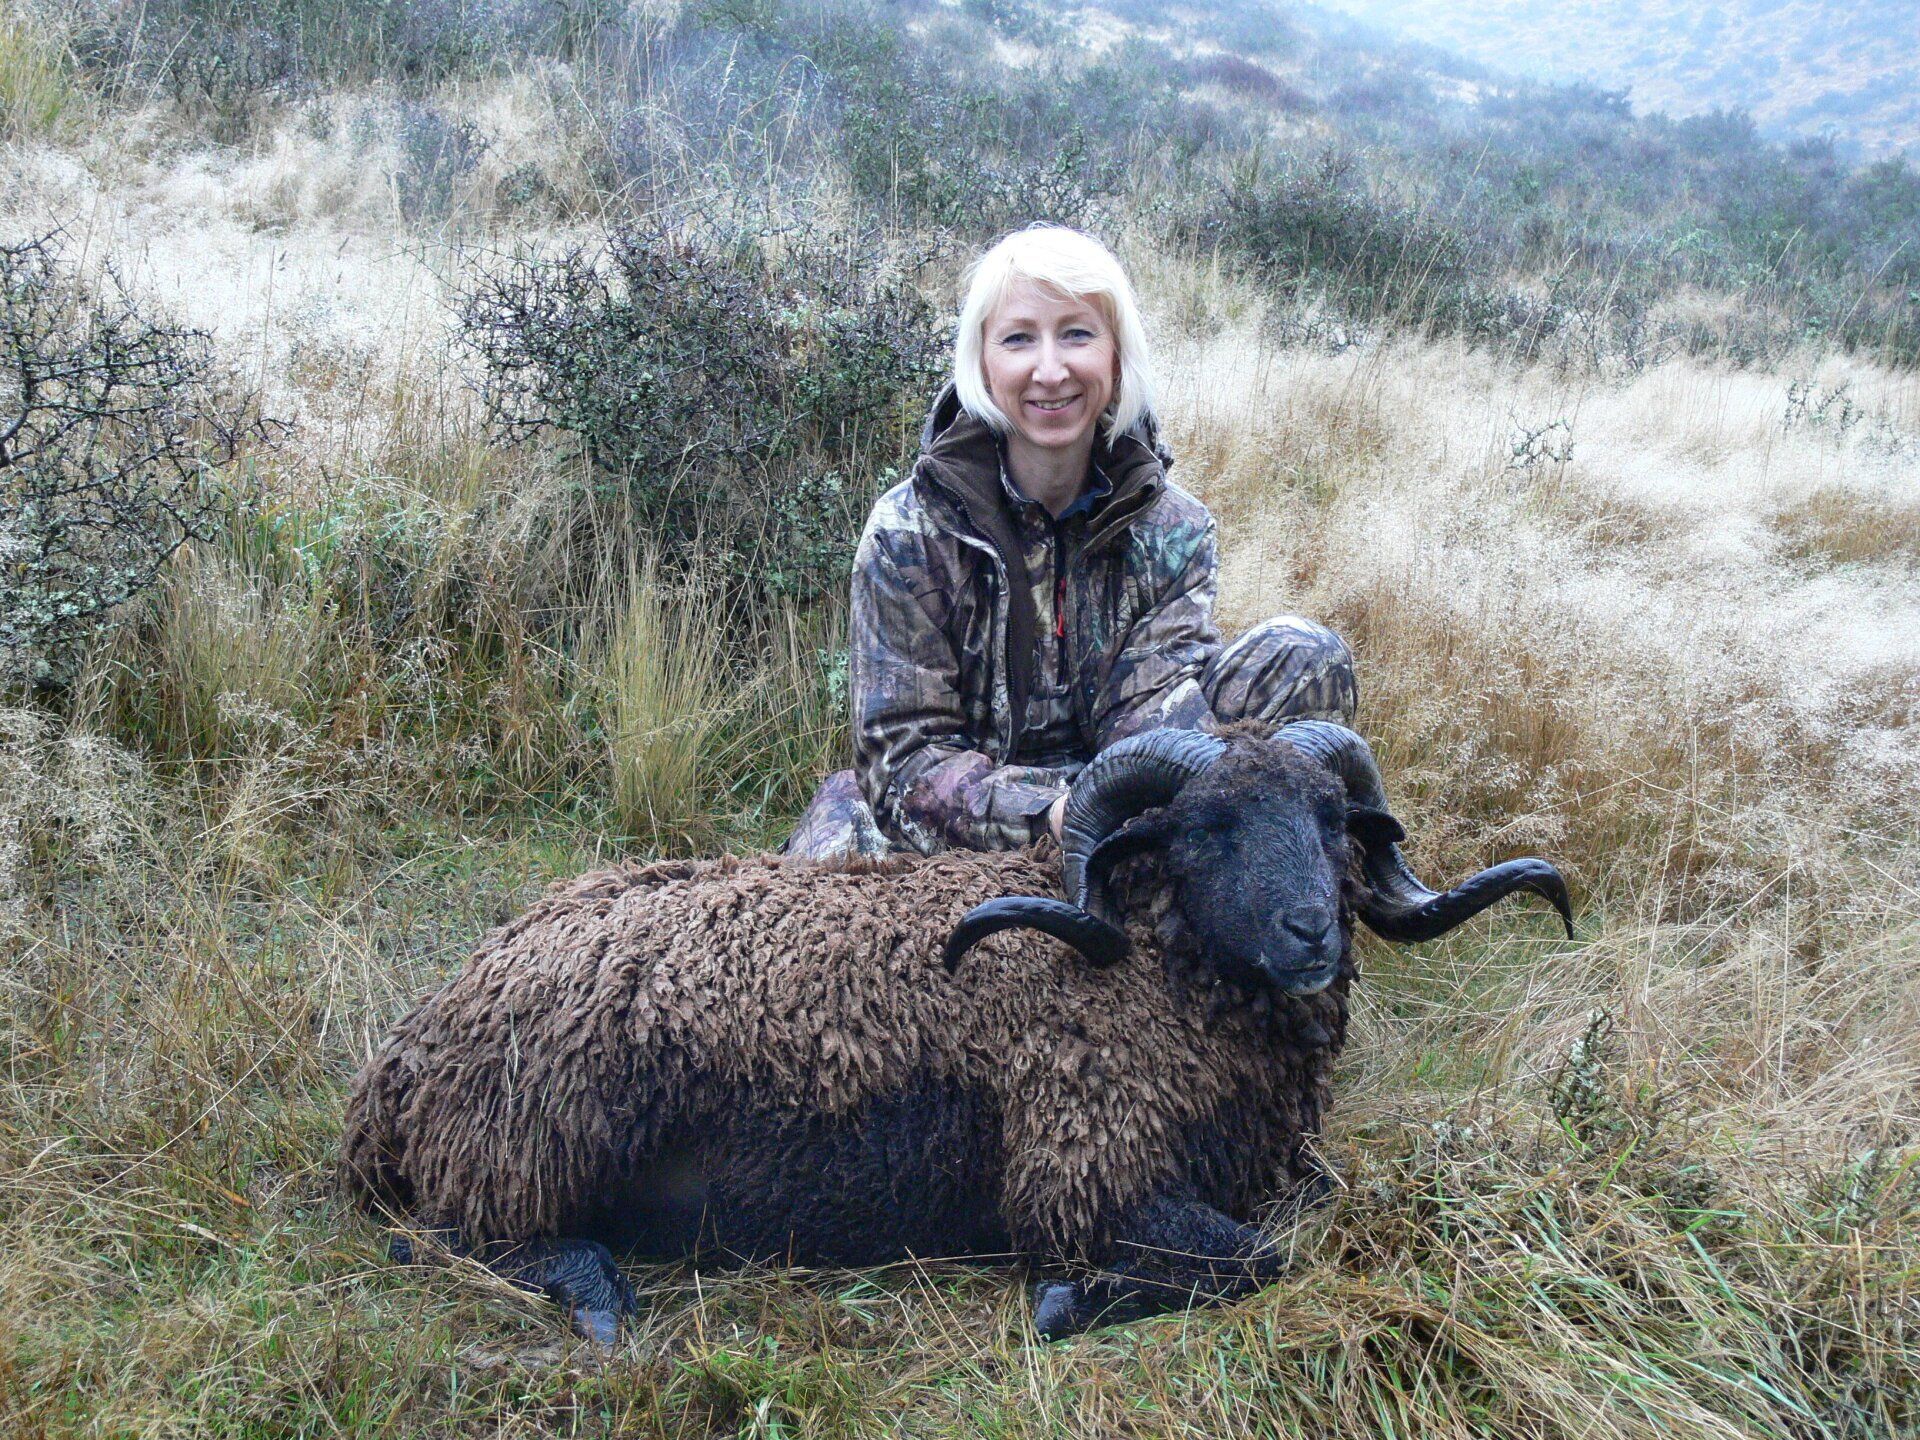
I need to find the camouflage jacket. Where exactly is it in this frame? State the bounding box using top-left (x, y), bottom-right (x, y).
top-left (852, 385), bottom-right (1220, 854)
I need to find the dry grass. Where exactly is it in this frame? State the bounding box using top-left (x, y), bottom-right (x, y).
top-left (598, 562), bottom-right (746, 854)
top-left (1153, 321), bottom-right (1920, 1180)
top-left (594, 556), bottom-right (850, 853)
top-left (1772, 486), bottom-right (1920, 570)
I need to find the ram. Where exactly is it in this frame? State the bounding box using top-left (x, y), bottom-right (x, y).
top-left (341, 721), bottom-right (1571, 1341)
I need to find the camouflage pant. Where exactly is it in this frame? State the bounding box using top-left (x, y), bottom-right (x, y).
top-left (785, 615), bottom-right (1356, 861)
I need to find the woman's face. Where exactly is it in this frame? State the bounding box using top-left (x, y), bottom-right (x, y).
top-left (980, 280), bottom-right (1119, 458)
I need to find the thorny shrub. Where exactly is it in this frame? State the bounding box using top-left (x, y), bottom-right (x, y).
top-left (380, 99), bottom-right (492, 224)
top-left (0, 234), bottom-right (269, 684)
top-left (458, 219), bottom-right (945, 605)
top-left (74, 0), bottom-right (304, 141)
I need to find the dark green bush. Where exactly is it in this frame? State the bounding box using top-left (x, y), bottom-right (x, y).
top-left (839, 82), bottom-right (1124, 235)
top-left (958, 0), bottom-right (1061, 44)
top-left (1185, 148), bottom-right (1512, 340)
top-left (600, 25), bottom-right (832, 203)
top-left (1847, 156), bottom-right (1920, 288)
top-left (458, 220), bottom-right (945, 606)
top-left (387, 99), bottom-right (491, 224)
top-left (1188, 53), bottom-right (1313, 111)
top-left (675, 0), bottom-right (1135, 237)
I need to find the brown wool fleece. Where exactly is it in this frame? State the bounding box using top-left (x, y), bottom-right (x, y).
top-left (339, 845), bottom-right (1344, 1258)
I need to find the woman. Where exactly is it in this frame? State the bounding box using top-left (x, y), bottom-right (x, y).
top-left (786, 226), bottom-right (1356, 860)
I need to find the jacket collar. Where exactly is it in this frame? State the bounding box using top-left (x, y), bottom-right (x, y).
top-left (912, 383), bottom-right (1170, 541)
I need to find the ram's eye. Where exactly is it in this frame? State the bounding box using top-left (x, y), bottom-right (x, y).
top-left (1189, 825), bottom-right (1237, 859)
top-left (1184, 826), bottom-right (1223, 855)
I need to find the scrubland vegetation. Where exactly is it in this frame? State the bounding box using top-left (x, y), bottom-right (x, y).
top-left (2, 0), bottom-right (1918, 1434)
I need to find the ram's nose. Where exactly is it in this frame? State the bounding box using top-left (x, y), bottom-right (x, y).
top-left (1261, 905), bottom-right (1341, 995)
top-left (1282, 905), bottom-right (1336, 948)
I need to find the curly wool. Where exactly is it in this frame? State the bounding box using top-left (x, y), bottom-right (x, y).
top-left (341, 841), bottom-right (1347, 1259)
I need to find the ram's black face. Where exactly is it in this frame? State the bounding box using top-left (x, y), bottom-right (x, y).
top-left (1161, 766), bottom-right (1351, 996)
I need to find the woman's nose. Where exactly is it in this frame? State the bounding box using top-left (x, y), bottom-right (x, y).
top-left (1034, 340), bottom-right (1069, 384)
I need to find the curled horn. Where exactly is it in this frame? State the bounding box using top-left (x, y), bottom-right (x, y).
top-left (1060, 728), bottom-right (1226, 927)
top-left (943, 729), bottom-right (1226, 972)
top-left (1274, 720), bottom-right (1574, 943)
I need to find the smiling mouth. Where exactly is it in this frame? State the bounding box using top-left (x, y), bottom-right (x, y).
top-left (1027, 395), bottom-right (1080, 413)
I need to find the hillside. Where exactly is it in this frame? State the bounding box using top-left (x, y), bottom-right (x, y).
top-left (3, 0), bottom-right (1920, 1434)
top-left (1314, 0), bottom-right (1920, 158)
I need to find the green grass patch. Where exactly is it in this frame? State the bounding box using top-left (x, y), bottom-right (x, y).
top-left (0, 10), bottom-right (79, 141)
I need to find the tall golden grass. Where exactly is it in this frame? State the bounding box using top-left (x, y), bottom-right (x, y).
top-left (1772, 485), bottom-right (1920, 569)
top-left (598, 560), bottom-right (741, 852)
top-left (598, 561), bottom-right (850, 853)
top-left (1158, 323), bottom-right (1920, 1174)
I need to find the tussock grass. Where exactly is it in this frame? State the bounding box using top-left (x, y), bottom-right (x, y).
top-left (1162, 314), bottom-right (1920, 1178)
top-left (599, 562), bottom-right (741, 854)
top-left (140, 545), bottom-right (324, 760)
top-left (0, 7), bottom-right (78, 141)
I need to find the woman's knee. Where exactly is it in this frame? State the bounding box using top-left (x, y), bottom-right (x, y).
top-left (1203, 615), bottom-right (1357, 726)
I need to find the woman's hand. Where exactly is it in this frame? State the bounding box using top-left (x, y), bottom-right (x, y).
top-left (1048, 793), bottom-right (1068, 844)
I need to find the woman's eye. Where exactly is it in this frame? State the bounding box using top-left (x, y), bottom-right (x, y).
top-left (998, 332), bottom-right (1031, 346)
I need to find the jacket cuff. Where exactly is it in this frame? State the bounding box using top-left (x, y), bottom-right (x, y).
top-left (897, 753), bottom-right (1077, 852)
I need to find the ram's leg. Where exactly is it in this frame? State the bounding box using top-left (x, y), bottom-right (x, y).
top-left (391, 1229), bottom-right (636, 1345)
top-left (1031, 1193), bottom-right (1300, 1339)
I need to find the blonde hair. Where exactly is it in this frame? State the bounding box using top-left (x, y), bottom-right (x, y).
top-left (953, 225), bottom-right (1157, 440)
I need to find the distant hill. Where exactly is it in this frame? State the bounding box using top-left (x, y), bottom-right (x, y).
top-left (1309, 0), bottom-right (1919, 158)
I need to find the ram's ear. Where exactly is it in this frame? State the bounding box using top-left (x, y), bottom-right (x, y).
top-left (1345, 805), bottom-right (1407, 849)
top-left (1079, 811), bottom-right (1171, 931)
top-left (1085, 813), bottom-right (1171, 881)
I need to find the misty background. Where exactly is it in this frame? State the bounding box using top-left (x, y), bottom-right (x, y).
top-left (1313, 0), bottom-right (1917, 158)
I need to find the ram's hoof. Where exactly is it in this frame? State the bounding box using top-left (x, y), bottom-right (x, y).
top-left (571, 1306), bottom-right (621, 1349)
top-left (388, 1228), bottom-right (634, 1344)
top-left (529, 1239), bottom-right (636, 1336)
top-left (1031, 1281), bottom-right (1091, 1340)
top-left (389, 1227), bottom-right (460, 1266)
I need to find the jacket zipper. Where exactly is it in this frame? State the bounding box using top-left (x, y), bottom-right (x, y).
top-left (1053, 526), bottom-right (1067, 646)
